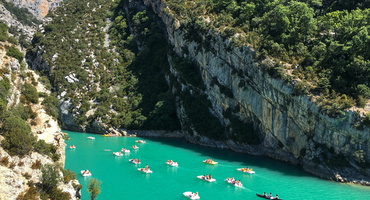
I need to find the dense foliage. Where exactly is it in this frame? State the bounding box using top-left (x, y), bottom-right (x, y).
top-left (164, 0), bottom-right (370, 117)
top-left (27, 0), bottom-right (180, 130)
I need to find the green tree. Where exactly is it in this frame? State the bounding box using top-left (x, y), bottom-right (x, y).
top-left (88, 178), bottom-right (101, 200)
top-left (41, 164), bottom-right (62, 193)
top-left (6, 46), bottom-right (24, 62)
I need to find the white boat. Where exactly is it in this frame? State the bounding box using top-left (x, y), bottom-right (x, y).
top-left (132, 145), bottom-right (139, 149)
top-left (87, 136), bottom-right (95, 140)
top-left (112, 152), bottom-right (123, 156)
top-left (121, 148), bottom-right (130, 153)
top-left (69, 145), bottom-right (76, 149)
top-left (237, 168), bottom-right (255, 174)
top-left (166, 160), bottom-right (178, 167)
top-left (138, 168), bottom-right (152, 173)
top-left (183, 191), bottom-right (200, 199)
top-left (225, 178), bottom-right (243, 187)
top-left (81, 170), bottom-right (92, 176)
top-left (197, 175), bottom-right (216, 182)
top-left (129, 159), bottom-right (141, 164)
top-left (135, 140), bottom-right (146, 143)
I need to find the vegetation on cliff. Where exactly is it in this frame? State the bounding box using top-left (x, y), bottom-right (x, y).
top-left (0, 21), bottom-right (78, 199)
top-left (164, 0), bottom-right (370, 119)
top-left (27, 0), bottom-right (180, 131)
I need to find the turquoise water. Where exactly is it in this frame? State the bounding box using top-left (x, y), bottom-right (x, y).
top-left (64, 130), bottom-right (370, 200)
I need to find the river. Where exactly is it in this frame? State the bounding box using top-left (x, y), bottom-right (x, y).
top-left (64, 130), bottom-right (370, 200)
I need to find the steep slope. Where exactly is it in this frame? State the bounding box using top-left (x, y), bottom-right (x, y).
top-left (25, 0), bottom-right (370, 186)
top-left (134, 0), bottom-right (370, 184)
top-left (0, 13), bottom-right (80, 200)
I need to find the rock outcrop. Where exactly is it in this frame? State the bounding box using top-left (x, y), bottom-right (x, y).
top-left (0, 39), bottom-right (79, 199)
top-left (133, 0), bottom-right (370, 184)
top-left (4, 0), bottom-right (63, 19)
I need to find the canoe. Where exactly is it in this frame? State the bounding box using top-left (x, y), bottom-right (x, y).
top-left (197, 175), bottom-right (216, 182)
top-left (87, 136), bottom-right (95, 140)
top-left (183, 191), bottom-right (200, 199)
top-left (256, 193), bottom-right (283, 200)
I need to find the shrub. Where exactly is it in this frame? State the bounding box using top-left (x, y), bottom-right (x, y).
top-left (1, 115), bottom-right (34, 156)
top-left (22, 172), bottom-right (32, 179)
top-left (41, 164), bottom-right (62, 193)
top-left (62, 168), bottom-right (76, 183)
top-left (22, 83), bottom-right (39, 104)
top-left (6, 46), bottom-right (24, 62)
top-left (31, 159), bottom-right (42, 169)
top-left (0, 156), bottom-right (9, 166)
top-left (16, 185), bottom-right (39, 200)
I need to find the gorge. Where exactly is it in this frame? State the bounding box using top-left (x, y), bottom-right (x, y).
top-left (0, 0), bottom-right (369, 199)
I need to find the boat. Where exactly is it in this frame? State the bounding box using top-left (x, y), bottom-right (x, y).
top-left (183, 191), bottom-right (200, 199)
top-left (129, 158), bottom-right (141, 164)
top-left (225, 178), bottom-right (243, 187)
top-left (256, 193), bottom-right (283, 200)
top-left (135, 140), bottom-right (146, 143)
top-left (87, 136), bottom-right (95, 140)
top-left (81, 170), bottom-right (92, 176)
top-left (197, 175), bottom-right (216, 182)
top-left (69, 145), bottom-right (76, 149)
top-left (121, 148), bottom-right (130, 153)
top-left (166, 160), bottom-right (178, 167)
top-left (237, 168), bottom-right (255, 174)
top-left (138, 168), bottom-right (152, 173)
top-left (132, 145), bottom-right (139, 149)
top-left (112, 152), bottom-right (123, 156)
top-left (202, 159), bottom-right (218, 165)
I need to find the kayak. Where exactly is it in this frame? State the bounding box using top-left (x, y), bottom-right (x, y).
top-left (256, 193), bottom-right (283, 200)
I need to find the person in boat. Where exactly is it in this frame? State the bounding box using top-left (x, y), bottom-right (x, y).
top-left (192, 192), bottom-right (198, 197)
top-left (263, 192), bottom-right (267, 197)
top-left (274, 194), bottom-right (279, 199)
top-left (145, 164), bottom-right (150, 171)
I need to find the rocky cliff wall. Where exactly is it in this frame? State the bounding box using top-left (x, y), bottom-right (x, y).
top-left (5, 0), bottom-right (63, 19)
top-left (0, 38), bottom-right (79, 199)
top-left (137, 0), bottom-right (370, 184)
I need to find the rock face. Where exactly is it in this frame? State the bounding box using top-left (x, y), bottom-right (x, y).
top-left (0, 38), bottom-right (79, 199)
top-left (134, 0), bottom-right (370, 184)
top-left (0, 4), bottom-right (36, 40)
top-left (5, 0), bottom-right (63, 19)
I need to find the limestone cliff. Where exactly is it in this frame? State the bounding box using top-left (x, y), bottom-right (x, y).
top-left (4, 0), bottom-right (62, 19)
top-left (133, 0), bottom-right (370, 184)
top-left (0, 30), bottom-right (79, 200)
